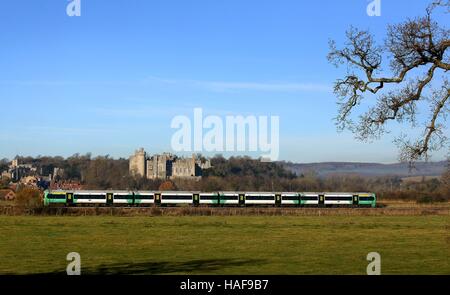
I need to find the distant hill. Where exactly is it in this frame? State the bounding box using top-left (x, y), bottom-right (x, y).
top-left (281, 161), bottom-right (447, 178)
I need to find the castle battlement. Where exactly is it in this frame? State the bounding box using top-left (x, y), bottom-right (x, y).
top-left (129, 148), bottom-right (210, 180)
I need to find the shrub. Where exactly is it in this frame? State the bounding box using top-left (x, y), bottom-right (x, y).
top-left (15, 187), bottom-right (43, 209)
top-left (159, 180), bottom-right (176, 191)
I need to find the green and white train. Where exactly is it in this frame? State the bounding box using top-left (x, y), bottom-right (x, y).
top-left (43, 190), bottom-right (377, 207)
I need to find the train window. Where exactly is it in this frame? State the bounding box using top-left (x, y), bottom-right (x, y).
top-left (47, 194), bottom-right (66, 199)
top-left (200, 195), bottom-right (219, 200)
top-left (325, 196), bottom-right (353, 201)
top-left (282, 196), bottom-right (299, 200)
top-left (134, 195), bottom-right (154, 199)
top-left (162, 195), bottom-right (193, 200)
top-left (359, 196), bottom-right (374, 201)
top-left (74, 194), bottom-right (106, 199)
top-left (113, 195), bottom-right (134, 199)
top-left (245, 196), bottom-right (275, 200)
top-left (301, 196), bottom-right (319, 200)
top-left (222, 196), bottom-right (237, 200)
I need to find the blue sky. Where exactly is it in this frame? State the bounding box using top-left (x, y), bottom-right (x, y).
top-left (0, 0), bottom-right (448, 163)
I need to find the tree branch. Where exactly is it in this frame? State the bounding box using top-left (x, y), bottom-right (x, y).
top-left (328, 1), bottom-right (449, 162)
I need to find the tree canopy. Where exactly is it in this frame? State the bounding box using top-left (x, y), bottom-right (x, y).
top-left (328, 0), bottom-right (449, 163)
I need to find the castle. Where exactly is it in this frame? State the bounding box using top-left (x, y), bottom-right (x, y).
top-left (129, 148), bottom-right (211, 180)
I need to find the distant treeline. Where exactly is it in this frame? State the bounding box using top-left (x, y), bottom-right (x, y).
top-left (1, 154), bottom-right (449, 202)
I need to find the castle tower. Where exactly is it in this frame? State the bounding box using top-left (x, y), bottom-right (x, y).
top-left (129, 148), bottom-right (146, 177)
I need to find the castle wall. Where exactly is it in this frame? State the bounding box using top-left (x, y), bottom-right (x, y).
top-left (129, 148), bottom-right (146, 178)
top-left (130, 149), bottom-right (210, 180)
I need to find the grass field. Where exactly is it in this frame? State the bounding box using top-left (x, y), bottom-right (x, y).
top-left (0, 215), bottom-right (449, 274)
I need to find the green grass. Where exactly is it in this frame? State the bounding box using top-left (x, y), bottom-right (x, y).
top-left (0, 215), bottom-right (448, 274)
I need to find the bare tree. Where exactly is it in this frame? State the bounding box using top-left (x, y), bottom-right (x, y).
top-left (328, 1), bottom-right (449, 163)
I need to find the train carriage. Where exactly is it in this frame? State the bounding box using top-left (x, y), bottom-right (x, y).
top-left (300, 193), bottom-right (320, 206)
top-left (134, 191), bottom-right (155, 205)
top-left (160, 191), bottom-right (193, 205)
top-left (219, 192), bottom-right (240, 206)
top-left (245, 192), bottom-right (276, 205)
top-left (357, 193), bottom-right (377, 207)
top-left (199, 192), bottom-right (220, 205)
top-left (281, 192), bottom-right (300, 206)
top-left (44, 191), bottom-right (67, 206)
top-left (112, 191), bottom-right (135, 205)
top-left (324, 193), bottom-right (354, 206)
top-left (73, 191), bottom-right (107, 205)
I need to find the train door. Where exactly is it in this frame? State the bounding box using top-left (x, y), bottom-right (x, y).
top-left (319, 194), bottom-right (325, 206)
top-left (107, 193), bottom-right (113, 206)
top-left (66, 193), bottom-right (73, 206)
top-left (353, 195), bottom-right (359, 206)
top-left (154, 193), bottom-right (161, 206)
top-left (193, 193), bottom-right (199, 206)
top-left (275, 194), bottom-right (281, 207)
top-left (216, 193), bottom-right (221, 206)
top-left (239, 194), bottom-right (245, 206)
